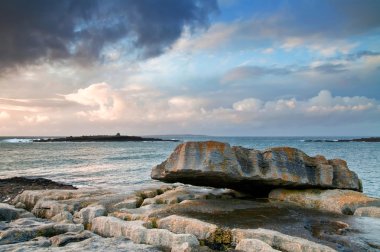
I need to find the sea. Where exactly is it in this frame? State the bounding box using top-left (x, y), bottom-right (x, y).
top-left (0, 136), bottom-right (379, 198)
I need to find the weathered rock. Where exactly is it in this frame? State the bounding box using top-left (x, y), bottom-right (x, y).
top-left (32, 200), bottom-right (69, 219)
top-left (232, 228), bottom-right (337, 252)
top-left (51, 211), bottom-right (74, 223)
top-left (49, 230), bottom-right (95, 246)
top-left (0, 177), bottom-right (77, 203)
top-left (110, 185), bottom-right (243, 222)
top-left (0, 236), bottom-right (51, 251)
top-left (151, 141), bottom-right (362, 194)
top-left (141, 185), bottom-right (233, 206)
top-left (0, 203), bottom-right (34, 221)
top-left (0, 217), bottom-right (83, 245)
top-left (113, 196), bottom-right (143, 209)
top-left (15, 202), bottom-right (26, 209)
top-left (157, 215), bottom-right (219, 241)
top-left (269, 189), bottom-right (380, 215)
top-left (354, 206), bottom-right (380, 218)
top-left (91, 216), bottom-right (199, 250)
top-left (62, 236), bottom-right (165, 252)
top-left (0, 236), bottom-right (164, 252)
top-left (73, 204), bottom-right (105, 228)
top-left (235, 238), bottom-right (280, 252)
top-left (12, 189), bottom-right (112, 211)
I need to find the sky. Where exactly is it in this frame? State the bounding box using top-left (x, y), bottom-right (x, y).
top-left (0, 0), bottom-right (380, 136)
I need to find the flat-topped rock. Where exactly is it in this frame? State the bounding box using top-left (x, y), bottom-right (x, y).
top-left (151, 141), bottom-right (362, 194)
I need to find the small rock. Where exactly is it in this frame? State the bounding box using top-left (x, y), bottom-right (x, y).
top-left (0, 203), bottom-right (34, 221)
top-left (0, 217), bottom-right (83, 245)
top-left (32, 200), bottom-right (68, 219)
top-left (157, 215), bottom-right (219, 241)
top-left (235, 238), bottom-right (280, 252)
top-left (51, 211), bottom-right (74, 223)
top-left (50, 230), bottom-right (95, 246)
top-left (15, 202), bottom-right (26, 209)
top-left (354, 206), bottom-right (380, 218)
top-left (73, 204), bottom-right (105, 228)
top-left (232, 228), bottom-right (337, 252)
top-left (114, 197), bottom-right (143, 209)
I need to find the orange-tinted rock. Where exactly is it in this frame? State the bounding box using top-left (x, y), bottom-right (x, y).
top-left (151, 141), bottom-right (362, 194)
top-left (269, 189), bottom-right (380, 214)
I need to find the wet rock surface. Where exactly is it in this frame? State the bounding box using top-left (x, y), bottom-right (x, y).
top-left (151, 141), bottom-right (362, 194)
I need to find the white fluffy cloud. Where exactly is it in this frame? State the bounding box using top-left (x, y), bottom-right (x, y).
top-left (0, 111), bottom-right (10, 120)
top-left (64, 83), bottom-right (126, 121)
top-left (213, 90), bottom-right (378, 124)
top-left (0, 82), bottom-right (379, 135)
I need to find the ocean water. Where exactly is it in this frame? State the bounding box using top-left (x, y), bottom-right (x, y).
top-left (0, 136), bottom-right (379, 197)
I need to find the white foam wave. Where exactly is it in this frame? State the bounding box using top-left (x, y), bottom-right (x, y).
top-left (1, 138), bottom-right (33, 143)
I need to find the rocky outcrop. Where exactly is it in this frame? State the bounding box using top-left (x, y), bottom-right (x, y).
top-left (269, 189), bottom-right (380, 215)
top-left (91, 216), bottom-right (200, 251)
top-left (73, 204), bottom-right (106, 228)
top-left (235, 239), bottom-right (281, 252)
top-left (157, 215), bottom-right (221, 241)
top-left (354, 206), bottom-right (380, 218)
top-left (49, 230), bottom-right (95, 246)
top-left (151, 141), bottom-right (362, 194)
top-left (0, 203), bottom-right (34, 221)
top-left (4, 184), bottom-right (379, 251)
top-left (232, 228), bottom-right (337, 252)
top-left (0, 236), bottom-right (165, 252)
top-left (0, 217), bottom-right (83, 245)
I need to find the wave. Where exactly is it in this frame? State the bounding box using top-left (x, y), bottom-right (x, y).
top-left (1, 138), bottom-right (34, 143)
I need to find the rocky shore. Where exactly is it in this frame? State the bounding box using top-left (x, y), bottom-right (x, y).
top-left (33, 134), bottom-right (179, 142)
top-left (1, 141), bottom-right (379, 252)
top-left (0, 177), bottom-right (77, 203)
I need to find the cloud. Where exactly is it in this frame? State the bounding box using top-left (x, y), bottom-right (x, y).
top-left (0, 83), bottom-right (379, 135)
top-left (23, 115), bottom-right (49, 124)
top-left (312, 63), bottom-right (347, 74)
top-left (0, 111), bottom-right (10, 120)
top-left (64, 83), bottom-right (126, 121)
top-left (206, 90), bottom-right (380, 129)
top-left (0, 0), bottom-right (218, 71)
top-left (221, 65), bottom-right (292, 83)
top-left (173, 0), bottom-right (380, 55)
top-left (344, 51), bottom-right (380, 61)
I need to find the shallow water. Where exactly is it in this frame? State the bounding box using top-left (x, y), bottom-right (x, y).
top-left (0, 136), bottom-right (379, 197)
top-left (180, 199), bottom-right (380, 252)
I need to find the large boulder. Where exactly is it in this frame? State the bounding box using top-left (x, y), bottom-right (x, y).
top-left (151, 141), bottom-right (361, 194)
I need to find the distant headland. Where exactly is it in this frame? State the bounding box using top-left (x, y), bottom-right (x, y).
top-left (33, 133), bottom-right (179, 142)
top-left (304, 137), bottom-right (380, 143)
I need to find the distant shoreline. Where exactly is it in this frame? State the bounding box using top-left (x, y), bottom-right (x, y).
top-left (303, 137), bottom-right (380, 143)
top-left (32, 134), bottom-right (180, 143)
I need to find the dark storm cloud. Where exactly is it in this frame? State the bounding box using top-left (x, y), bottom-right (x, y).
top-left (312, 63), bottom-right (347, 74)
top-left (344, 51), bottom-right (380, 61)
top-left (0, 0), bottom-right (218, 70)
